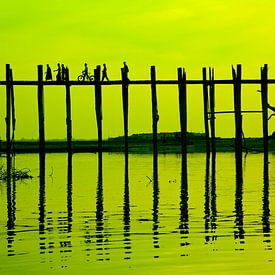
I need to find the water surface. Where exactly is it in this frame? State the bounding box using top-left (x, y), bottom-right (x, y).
top-left (0, 152), bottom-right (274, 274)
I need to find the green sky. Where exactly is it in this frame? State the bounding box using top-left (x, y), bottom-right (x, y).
top-left (1, 0), bottom-right (275, 139)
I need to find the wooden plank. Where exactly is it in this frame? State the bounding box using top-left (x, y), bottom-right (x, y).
top-left (151, 66), bottom-right (158, 155)
top-left (209, 68), bottom-right (216, 154)
top-left (37, 65), bottom-right (45, 153)
top-left (202, 67), bottom-right (210, 155)
top-left (94, 65), bottom-right (102, 152)
top-left (65, 67), bottom-right (72, 153)
top-left (121, 68), bottom-right (129, 154)
top-left (178, 67), bottom-right (187, 156)
top-left (260, 64), bottom-right (268, 163)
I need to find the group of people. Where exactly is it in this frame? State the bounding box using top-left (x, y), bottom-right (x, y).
top-left (45, 62), bottom-right (130, 82)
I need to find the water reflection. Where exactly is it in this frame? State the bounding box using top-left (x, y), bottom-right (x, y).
top-left (262, 160), bottom-right (272, 251)
top-left (152, 152), bottom-right (160, 258)
top-left (1, 152), bottom-right (274, 271)
top-left (123, 152), bottom-right (131, 259)
top-left (95, 152), bottom-right (109, 261)
top-left (6, 155), bottom-right (16, 256)
top-left (67, 153), bottom-right (73, 233)
top-left (179, 153), bottom-right (189, 254)
top-left (204, 153), bottom-right (217, 244)
top-left (234, 154), bottom-right (245, 245)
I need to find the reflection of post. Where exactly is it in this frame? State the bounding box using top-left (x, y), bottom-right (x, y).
top-left (179, 152), bottom-right (189, 253)
top-left (96, 152), bottom-right (109, 260)
top-left (38, 152), bottom-right (46, 254)
top-left (204, 154), bottom-right (210, 242)
top-left (67, 153), bottom-right (73, 233)
top-left (262, 160), bottom-right (271, 251)
top-left (210, 152), bottom-right (217, 239)
top-left (121, 68), bottom-right (129, 154)
top-left (152, 150), bottom-right (159, 257)
top-left (94, 66), bottom-right (102, 152)
top-left (204, 153), bottom-right (217, 243)
top-left (123, 151), bottom-right (131, 259)
top-left (6, 154), bottom-right (16, 256)
top-left (234, 153), bottom-right (245, 245)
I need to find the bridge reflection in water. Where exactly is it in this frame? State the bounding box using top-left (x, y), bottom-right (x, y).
top-left (2, 151), bottom-right (273, 272)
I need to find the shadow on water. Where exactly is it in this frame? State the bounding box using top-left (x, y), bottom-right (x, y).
top-left (123, 152), bottom-right (131, 259)
top-left (179, 152), bottom-right (189, 253)
top-left (234, 152), bottom-right (245, 246)
top-left (38, 152), bottom-right (46, 255)
top-left (152, 152), bottom-right (160, 258)
top-left (204, 152), bottom-right (217, 244)
top-left (95, 152), bottom-right (110, 261)
top-left (262, 158), bottom-right (272, 251)
top-left (6, 154), bottom-right (16, 256)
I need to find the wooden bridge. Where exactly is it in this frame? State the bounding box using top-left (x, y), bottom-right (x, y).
top-left (0, 64), bottom-right (271, 165)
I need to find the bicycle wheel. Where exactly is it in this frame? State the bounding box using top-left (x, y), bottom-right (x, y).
top-left (78, 75), bottom-right (84, 81)
top-left (88, 75), bottom-right (94, 81)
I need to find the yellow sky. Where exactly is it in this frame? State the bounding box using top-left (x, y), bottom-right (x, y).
top-left (1, 0), bottom-right (275, 139)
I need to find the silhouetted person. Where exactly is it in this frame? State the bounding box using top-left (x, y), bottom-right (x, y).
top-left (102, 64), bottom-right (109, 81)
top-left (122, 61), bottom-right (129, 81)
top-left (54, 63), bottom-right (61, 81)
top-left (82, 63), bottom-right (89, 80)
top-left (45, 64), bottom-right (52, 81)
top-left (61, 64), bottom-right (66, 81)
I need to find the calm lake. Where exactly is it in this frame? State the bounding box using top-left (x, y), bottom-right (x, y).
top-left (0, 152), bottom-right (274, 274)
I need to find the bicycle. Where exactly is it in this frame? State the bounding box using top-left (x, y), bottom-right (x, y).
top-left (77, 72), bottom-right (94, 81)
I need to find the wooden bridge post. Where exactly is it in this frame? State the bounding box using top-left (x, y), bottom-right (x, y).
top-left (37, 65), bottom-right (45, 153)
top-left (177, 67), bottom-right (187, 156)
top-left (121, 68), bottom-right (129, 154)
top-left (202, 67), bottom-right (210, 155)
top-left (232, 64), bottom-right (242, 157)
top-left (94, 65), bottom-right (102, 152)
top-left (260, 64), bottom-right (268, 163)
top-left (150, 66), bottom-right (158, 155)
top-left (209, 68), bottom-right (216, 154)
top-left (10, 69), bottom-right (16, 155)
top-left (65, 68), bottom-right (72, 153)
top-left (5, 64), bottom-right (12, 156)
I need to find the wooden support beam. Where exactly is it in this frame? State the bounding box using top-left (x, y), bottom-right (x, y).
top-left (37, 65), bottom-right (45, 153)
top-left (121, 68), bottom-right (129, 154)
top-left (9, 69), bottom-right (16, 155)
top-left (65, 68), bottom-right (72, 153)
top-left (5, 64), bottom-right (11, 156)
top-left (232, 64), bottom-right (242, 157)
top-left (202, 67), bottom-right (210, 155)
top-left (151, 66), bottom-right (158, 156)
top-left (94, 65), bottom-right (102, 152)
top-left (209, 68), bottom-right (216, 154)
top-left (178, 67), bottom-right (187, 156)
top-left (260, 64), bottom-right (268, 163)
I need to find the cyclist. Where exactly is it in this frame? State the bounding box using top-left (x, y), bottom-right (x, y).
top-left (82, 63), bottom-right (89, 80)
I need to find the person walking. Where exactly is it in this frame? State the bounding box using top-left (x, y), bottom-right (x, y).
top-left (54, 63), bottom-right (61, 81)
top-left (45, 64), bottom-right (52, 81)
top-left (102, 64), bottom-right (109, 81)
top-left (122, 61), bottom-right (129, 81)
